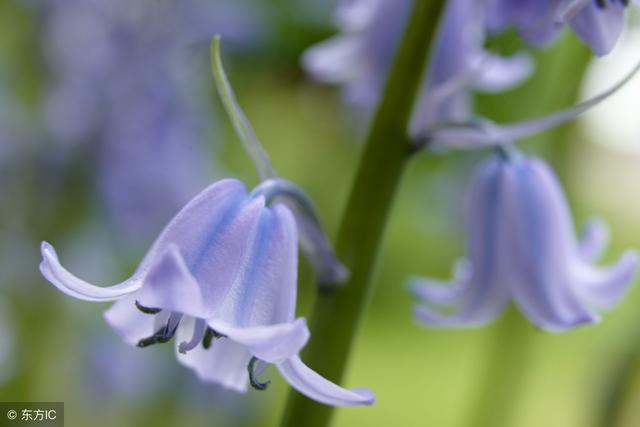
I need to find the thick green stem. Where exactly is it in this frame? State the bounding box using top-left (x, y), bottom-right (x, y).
top-left (280, 1), bottom-right (445, 426)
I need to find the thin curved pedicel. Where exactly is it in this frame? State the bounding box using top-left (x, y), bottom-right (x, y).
top-left (409, 151), bottom-right (638, 331)
top-left (421, 58), bottom-right (640, 150)
top-left (409, 44), bottom-right (532, 139)
top-left (211, 36), bottom-right (276, 181)
top-left (251, 178), bottom-right (349, 287)
top-left (39, 178), bottom-right (374, 406)
top-left (211, 38), bottom-right (346, 288)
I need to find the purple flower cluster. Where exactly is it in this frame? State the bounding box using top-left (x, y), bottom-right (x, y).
top-left (303, 0), bottom-right (532, 133)
top-left (304, 0), bottom-right (638, 136)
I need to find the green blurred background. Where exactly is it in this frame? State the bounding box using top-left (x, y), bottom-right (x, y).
top-left (2, 1), bottom-right (640, 427)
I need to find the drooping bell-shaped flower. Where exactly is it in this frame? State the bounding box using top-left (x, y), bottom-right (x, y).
top-left (303, 0), bottom-right (531, 131)
top-left (39, 38), bottom-right (372, 406)
top-left (486, 0), bottom-right (637, 56)
top-left (40, 178), bottom-right (373, 405)
top-left (410, 151), bottom-right (637, 332)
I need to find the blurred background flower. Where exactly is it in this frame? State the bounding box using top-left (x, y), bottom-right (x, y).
top-left (38, 0), bottom-right (275, 244)
top-left (303, 0), bottom-right (532, 133)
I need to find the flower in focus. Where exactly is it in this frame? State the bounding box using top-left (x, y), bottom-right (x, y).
top-left (303, 0), bottom-right (531, 132)
top-left (487, 0), bottom-right (638, 56)
top-left (40, 179), bottom-right (374, 406)
top-left (410, 151), bottom-right (637, 332)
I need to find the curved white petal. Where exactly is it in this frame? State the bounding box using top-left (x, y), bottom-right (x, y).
top-left (413, 296), bottom-right (508, 328)
top-left (40, 241), bottom-right (142, 302)
top-left (136, 244), bottom-right (206, 318)
top-left (578, 219), bottom-right (610, 263)
top-left (302, 35), bottom-right (365, 84)
top-left (277, 355), bottom-right (375, 407)
top-left (208, 318), bottom-right (309, 364)
top-left (103, 296), bottom-right (160, 346)
top-left (176, 318), bottom-right (251, 392)
top-left (574, 250), bottom-right (638, 309)
top-left (409, 278), bottom-right (467, 305)
top-left (408, 260), bottom-right (472, 305)
top-left (473, 52), bottom-right (534, 93)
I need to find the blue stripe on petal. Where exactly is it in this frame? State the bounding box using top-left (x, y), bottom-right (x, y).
top-left (235, 209), bottom-right (273, 326)
top-left (190, 194), bottom-right (247, 273)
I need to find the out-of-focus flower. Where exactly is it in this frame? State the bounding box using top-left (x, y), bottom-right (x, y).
top-left (37, 0), bottom-right (271, 241)
top-left (39, 179), bottom-right (374, 406)
top-left (83, 330), bottom-right (173, 401)
top-left (410, 151), bottom-right (637, 332)
top-left (487, 0), bottom-right (639, 56)
top-left (0, 299), bottom-right (16, 384)
top-left (303, 0), bottom-right (531, 133)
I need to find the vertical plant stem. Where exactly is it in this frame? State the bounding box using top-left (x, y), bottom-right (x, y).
top-left (602, 345), bottom-right (640, 427)
top-left (280, 1), bottom-right (445, 426)
top-left (467, 308), bottom-right (537, 427)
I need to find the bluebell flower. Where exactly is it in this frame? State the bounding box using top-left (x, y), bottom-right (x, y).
top-left (303, 0), bottom-right (532, 132)
top-left (487, 0), bottom-right (638, 56)
top-left (40, 179), bottom-right (374, 406)
top-left (410, 151), bottom-right (637, 332)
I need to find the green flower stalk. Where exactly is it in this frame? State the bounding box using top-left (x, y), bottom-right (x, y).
top-left (280, 2), bottom-right (446, 426)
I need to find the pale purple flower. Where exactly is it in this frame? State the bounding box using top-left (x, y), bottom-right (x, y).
top-left (39, 179), bottom-right (374, 406)
top-left (303, 0), bottom-right (532, 132)
top-left (410, 151), bottom-right (637, 332)
top-left (486, 0), bottom-right (638, 56)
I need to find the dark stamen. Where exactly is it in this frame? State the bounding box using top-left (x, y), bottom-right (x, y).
top-left (201, 327), bottom-right (225, 349)
top-left (248, 357), bottom-right (270, 391)
top-left (135, 300), bottom-right (162, 315)
top-left (137, 317), bottom-right (180, 348)
top-left (595, 0), bottom-right (606, 8)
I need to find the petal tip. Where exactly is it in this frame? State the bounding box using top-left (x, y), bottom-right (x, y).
top-left (351, 388), bottom-right (376, 405)
top-left (40, 241), bottom-right (56, 260)
top-left (536, 312), bottom-right (600, 333)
